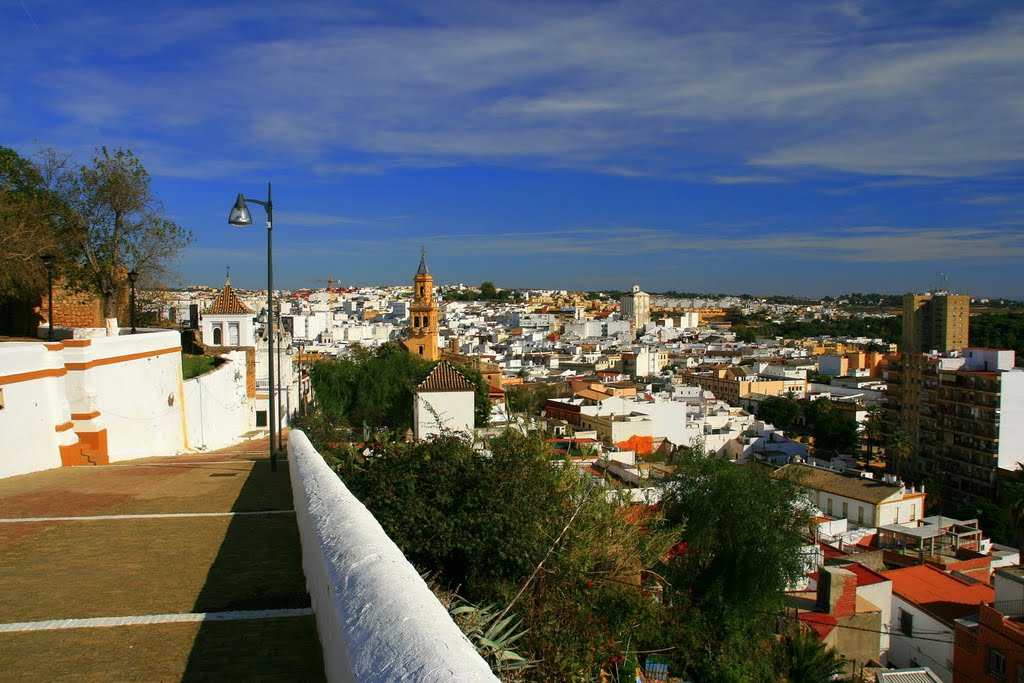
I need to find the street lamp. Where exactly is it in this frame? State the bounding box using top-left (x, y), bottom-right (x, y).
top-left (41, 255), bottom-right (54, 341)
top-left (228, 182), bottom-right (277, 472)
top-left (127, 268), bottom-right (139, 334)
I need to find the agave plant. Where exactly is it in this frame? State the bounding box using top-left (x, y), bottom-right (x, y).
top-left (448, 598), bottom-right (537, 675)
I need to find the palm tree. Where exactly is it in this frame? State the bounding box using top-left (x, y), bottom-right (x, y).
top-left (886, 431), bottom-right (914, 481)
top-left (862, 406), bottom-right (885, 460)
top-left (779, 629), bottom-right (845, 683)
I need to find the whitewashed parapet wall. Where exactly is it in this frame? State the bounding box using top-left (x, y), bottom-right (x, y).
top-left (288, 430), bottom-right (498, 683)
top-left (0, 330), bottom-right (187, 478)
top-left (183, 350), bottom-right (251, 452)
top-left (0, 342), bottom-right (72, 477)
top-left (61, 330), bottom-right (186, 461)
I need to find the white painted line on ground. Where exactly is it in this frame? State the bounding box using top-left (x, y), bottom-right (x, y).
top-left (0, 608), bottom-right (315, 633)
top-left (104, 458), bottom-right (287, 466)
top-left (0, 510), bottom-right (295, 523)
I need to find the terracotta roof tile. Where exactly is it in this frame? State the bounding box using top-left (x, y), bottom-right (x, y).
top-left (418, 361), bottom-right (476, 393)
top-left (206, 283), bottom-right (253, 315)
top-left (881, 564), bottom-right (993, 624)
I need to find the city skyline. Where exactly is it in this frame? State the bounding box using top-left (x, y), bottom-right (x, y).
top-left (4, 1), bottom-right (1024, 297)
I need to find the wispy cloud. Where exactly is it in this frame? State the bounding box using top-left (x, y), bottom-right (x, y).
top-left (413, 224), bottom-right (1024, 264)
top-left (8, 1), bottom-right (1024, 180)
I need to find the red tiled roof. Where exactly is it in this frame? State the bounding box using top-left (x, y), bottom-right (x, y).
top-left (799, 612), bottom-right (837, 639)
top-left (417, 361), bottom-right (476, 393)
top-left (205, 282), bottom-right (253, 314)
top-left (843, 562), bottom-right (889, 588)
top-left (881, 564), bottom-right (993, 624)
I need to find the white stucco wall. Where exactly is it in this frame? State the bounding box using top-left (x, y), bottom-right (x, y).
top-left (998, 371), bottom-right (1024, 470)
top-left (414, 391), bottom-right (474, 440)
top-left (183, 351), bottom-right (251, 451)
top-left (0, 343), bottom-right (71, 478)
top-left (858, 579), bottom-right (893, 663)
top-left (61, 331), bottom-right (187, 461)
top-left (888, 596), bottom-right (954, 682)
top-left (288, 430), bottom-right (498, 683)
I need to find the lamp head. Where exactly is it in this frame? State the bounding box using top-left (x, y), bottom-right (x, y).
top-left (128, 269), bottom-right (138, 283)
top-left (41, 255), bottom-right (54, 271)
top-left (228, 193), bottom-right (253, 226)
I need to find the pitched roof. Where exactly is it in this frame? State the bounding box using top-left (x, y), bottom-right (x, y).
top-left (206, 282), bottom-right (253, 315)
top-left (773, 464), bottom-right (906, 505)
top-left (881, 564), bottom-right (993, 624)
top-left (417, 361), bottom-right (475, 393)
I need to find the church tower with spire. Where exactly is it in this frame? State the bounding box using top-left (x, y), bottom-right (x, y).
top-left (408, 249), bottom-right (439, 361)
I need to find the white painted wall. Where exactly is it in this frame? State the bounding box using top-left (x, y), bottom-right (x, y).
top-left (183, 351), bottom-right (252, 451)
top-left (998, 371), bottom-right (1024, 471)
top-left (887, 596), bottom-right (954, 682)
top-left (414, 391), bottom-right (474, 440)
top-left (858, 579), bottom-right (893, 663)
top-left (288, 430), bottom-right (498, 683)
top-left (62, 331), bottom-right (187, 461)
top-left (0, 343), bottom-right (70, 478)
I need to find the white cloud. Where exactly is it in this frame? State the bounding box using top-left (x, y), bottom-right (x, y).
top-left (7, 1), bottom-right (1024, 179)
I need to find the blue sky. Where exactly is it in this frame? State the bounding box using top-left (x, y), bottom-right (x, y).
top-left (4, 0), bottom-right (1024, 298)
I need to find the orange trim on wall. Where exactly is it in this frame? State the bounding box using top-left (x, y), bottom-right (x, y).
top-left (71, 411), bottom-right (101, 420)
top-left (62, 339), bottom-right (93, 347)
top-left (59, 443), bottom-right (85, 466)
top-left (55, 421), bottom-right (75, 432)
top-left (65, 346), bottom-right (182, 371)
top-left (75, 429), bottom-right (109, 465)
top-left (0, 367), bottom-right (67, 386)
top-left (45, 343), bottom-right (64, 352)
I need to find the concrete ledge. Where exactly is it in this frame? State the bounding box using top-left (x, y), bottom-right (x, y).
top-left (288, 430), bottom-right (498, 683)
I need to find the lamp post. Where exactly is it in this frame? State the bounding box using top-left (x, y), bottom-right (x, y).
top-left (127, 268), bottom-right (139, 334)
top-left (228, 182), bottom-right (277, 472)
top-left (41, 255), bottom-right (54, 341)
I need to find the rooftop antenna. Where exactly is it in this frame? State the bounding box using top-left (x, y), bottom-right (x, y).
top-left (225, 265), bottom-right (230, 285)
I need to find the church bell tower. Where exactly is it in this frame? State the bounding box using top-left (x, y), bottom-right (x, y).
top-left (408, 249), bottom-right (439, 361)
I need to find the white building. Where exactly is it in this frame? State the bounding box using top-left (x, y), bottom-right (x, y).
top-left (200, 280), bottom-right (256, 348)
top-left (620, 285), bottom-right (651, 331)
top-left (413, 361), bottom-right (476, 440)
top-left (773, 464), bottom-right (927, 527)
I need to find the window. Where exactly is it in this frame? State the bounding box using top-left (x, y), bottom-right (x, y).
top-left (842, 502), bottom-right (848, 518)
top-left (228, 322), bottom-right (239, 346)
top-left (858, 506), bottom-right (864, 524)
top-left (989, 648), bottom-right (1006, 680)
top-left (212, 324), bottom-right (222, 345)
top-left (909, 504), bottom-right (916, 522)
top-left (418, 345), bottom-right (424, 356)
top-left (827, 498), bottom-right (833, 516)
top-left (256, 410), bottom-right (267, 427)
top-left (900, 608), bottom-right (913, 636)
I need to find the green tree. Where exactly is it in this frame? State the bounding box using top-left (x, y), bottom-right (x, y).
top-left (804, 399), bottom-right (859, 454)
top-left (1002, 467), bottom-right (1024, 550)
top-left (310, 342), bottom-right (490, 433)
top-left (659, 443), bottom-right (813, 680)
top-left (862, 405), bottom-right (886, 458)
top-left (506, 381), bottom-right (569, 416)
top-left (886, 430), bottom-right (914, 480)
top-left (480, 281), bottom-right (498, 300)
top-left (778, 629), bottom-right (845, 683)
top-left (0, 147), bottom-right (61, 301)
top-left (756, 396), bottom-right (801, 431)
top-left (48, 147), bottom-right (193, 324)
top-left (338, 429), bottom-right (677, 681)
